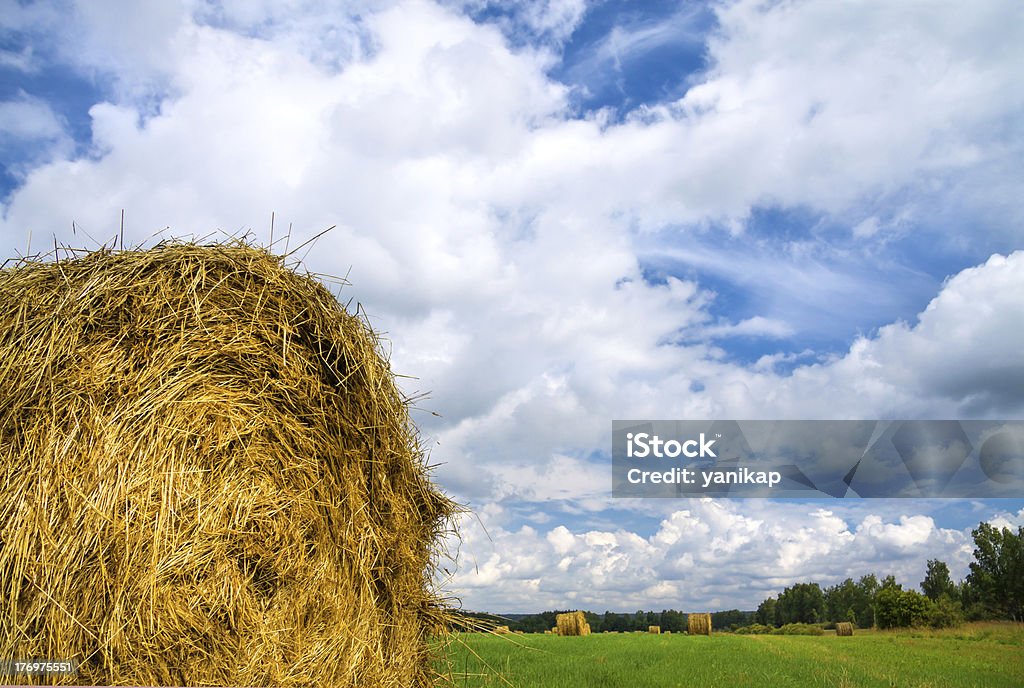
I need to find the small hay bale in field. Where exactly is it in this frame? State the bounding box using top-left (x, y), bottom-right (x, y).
top-left (648, 625), bottom-right (661, 634)
top-left (544, 630), bottom-right (552, 635)
top-left (551, 626), bottom-right (559, 634)
top-left (664, 630), bottom-right (671, 635)
top-left (514, 630), bottom-right (524, 635)
top-left (0, 243), bottom-right (458, 687)
top-left (836, 622), bottom-right (854, 636)
top-left (495, 626), bottom-right (510, 634)
top-left (688, 613), bottom-right (712, 636)
top-left (556, 611), bottom-right (589, 637)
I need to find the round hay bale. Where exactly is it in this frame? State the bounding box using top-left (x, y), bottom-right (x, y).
top-left (555, 611), bottom-right (589, 637)
top-left (835, 622), bottom-right (854, 636)
top-left (0, 243), bottom-right (457, 687)
top-left (648, 625), bottom-right (661, 634)
top-left (687, 613), bottom-right (712, 636)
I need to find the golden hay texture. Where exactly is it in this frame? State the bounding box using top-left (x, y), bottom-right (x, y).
top-left (648, 625), bottom-right (661, 634)
top-left (555, 611), bottom-right (590, 637)
top-left (687, 613), bottom-right (712, 636)
top-left (494, 626), bottom-right (510, 635)
top-left (0, 243), bottom-right (457, 687)
top-left (836, 622), bottom-right (854, 636)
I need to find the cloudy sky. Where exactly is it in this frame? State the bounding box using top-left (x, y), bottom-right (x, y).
top-left (2, 0), bottom-right (1023, 614)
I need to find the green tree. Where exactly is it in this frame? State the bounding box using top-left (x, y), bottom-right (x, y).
top-left (776, 583), bottom-right (825, 625)
top-left (756, 597), bottom-right (778, 627)
top-left (875, 588), bottom-right (931, 629)
top-left (660, 609), bottom-right (686, 633)
top-left (712, 609), bottom-right (750, 630)
top-left (927, 595), bottom-right (964, 628)
top-left (966, 523), bottom-right (1024, 621)
top-left (921, 559), bottom-right (957, 601)
top-left (825, 578), bottom-right (869, 625)
top-left (857, 574), bottom-right (880, 628)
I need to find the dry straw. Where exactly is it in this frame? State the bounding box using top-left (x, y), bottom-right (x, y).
top-left (836, 622), bottom-right (854, 636)
top-left (0, 242), bottom-right (458, 687)
top-left (648, 625), bottom-right (661, 634)
top-left (687, 613), bottom-right (712, 636)
top-left (555, 611), bottom-right (590, 637)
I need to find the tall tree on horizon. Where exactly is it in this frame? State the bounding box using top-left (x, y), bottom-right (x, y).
top-left (966, 523), bottom-right (1024, 621)
top-left (921, 559), bottom-right (958, 601)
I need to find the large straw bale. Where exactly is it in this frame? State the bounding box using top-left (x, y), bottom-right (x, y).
top-left (835, 622), bottom-right (854, 637)
top-left (648, 625), bottom-right (661, 634)
top-left (687, 613), bottom-right (712, 636)
top-left (555, 611), bottom-right (589, 637)
top-left (0, 243), bottom-right (457, 687)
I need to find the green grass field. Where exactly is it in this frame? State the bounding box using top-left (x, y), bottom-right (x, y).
top-left (436, 623), bottom-right (1024, 688)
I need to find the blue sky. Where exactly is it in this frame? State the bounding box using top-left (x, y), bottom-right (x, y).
top-left (1, 0), bottom-right (1023, 613)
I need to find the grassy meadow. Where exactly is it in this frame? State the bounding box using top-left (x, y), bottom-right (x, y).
top-left (436, 623), bottom-right (1024, 688)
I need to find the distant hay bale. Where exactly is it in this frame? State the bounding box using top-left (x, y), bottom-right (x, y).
top-left (551, 626), bottom-right (558, 634)
top-left (0, 243), bottom-right (457, 687)
top-left (544, 630), bottom-right (552, 635)
top-left (513, 630), bottom-right (524, 635)
top-left (664, 630), bottom-right (671, 635)
top-left (688, 613), bottom-right (712, 636)
top-left (648, 625), bottom-right (661, 634)
top-left (494, 626), bottom-right (510, 634)
top-left (836, 622), bottom-right (854, 636)
top-left (556, 611), bottom-right (589, 637)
